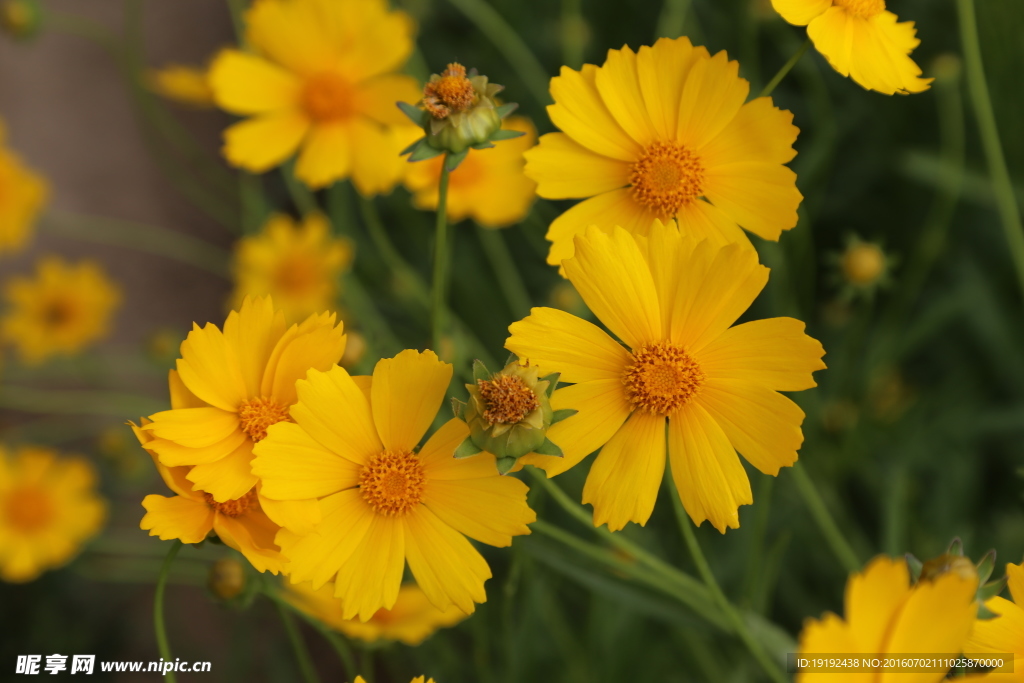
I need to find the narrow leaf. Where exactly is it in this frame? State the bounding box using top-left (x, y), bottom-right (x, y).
top-left (533, 438), bottom-right (563, 457)
top-left (551, 409), bottom-right (578, 425)
top-left (409, 143), bottom-right (445, 162)
top-left (454, 436), bottom-right (484, 459)
top-left (472, 359), bottom-right (492, 384)
top-left (490, 129), bottom-right (526, 141)
top-left (445, 149), bottom-right (469, 171)
top-left (495, 102), bottom-right (518, 118)
top-left (496, 456), bottom-right (517, 475)
top-left (396, 101), bottom-right (426, 126)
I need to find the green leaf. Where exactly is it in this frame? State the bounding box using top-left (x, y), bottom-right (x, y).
top-left (977, 549), bottom-right (997, 584)
top-left (540, 372), bottom-right (561, 396)
top-left (490, 129), bottom-right (526, 141)
top-left (454, 436), bottom-right (483, 459)
top-left (450, 397), bottom-right (465, 419)
top-left (495, 102), bottom-right (518, 119)
top-left (472, 359), bottom-right (492, 384)
top-left (533, 438), bottom-right (563, 457)
top-left (551, 409), bottom-right (578, 425)
top-left (400, 137), bottom-right (426, 156)
top-left (471, 141), bottom-right (496, 150)
top-left (397, 101), bottom-right (426, 126)
top-left (905, 554), bottom-right (923, 582)
top-left (445, 149), bottom-right (469, 171)
top-left (948, 538), bottom-right (964, 556)
top-left (409, 142), bottom-right (445, 162)
top-left (496, 456), bottom-right (517, 475)
top-left (980, 575), bottom-right (1008, 601)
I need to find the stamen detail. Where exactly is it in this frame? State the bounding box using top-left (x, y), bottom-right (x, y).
top-left (4, 487), bottom-right (54, 532)
top-left (360, 450), bottom-right (426, 517)
top-left (204, 489), bottom-right (258, 518)
top-left (622, 342), bottom-right (705, 415)
top-left (630, 141), bottom-right (705, 218)
top-left (302, 72), bottom-right (354, 122)
top-left (422, 63), bottom-right (476, 119)
top-left (238, 397), bottom-right (291, 442)
top-left (477, 374), bottom-right (539, 425)
top-left (833, 0), bottom-right (886, 18)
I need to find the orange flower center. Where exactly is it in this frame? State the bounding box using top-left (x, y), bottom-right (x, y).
top-left (622, 342), bottom-right (705, 414)
top-left (3, 486), bottom-right (54, 532)
top-left (359, 450), bottom-right (425, 516)
top-left (833, 0), bottom-right (885, 18)
top-left (238, 397), bottom-right (291, 442)
top-left (478, 374), bottom-right (539, 425)
top-left (630, 141), bottom-right (705, 218)
top-left (41, 297), bottom-right (76, 330)
top-left (302, 72), bottom-right (355, 122)
top-left (273, 254), bottom-right (319, 297)
top-left (422, 63), bottom-right (476, 119)
top-left (204, 489), bottom-right (258, 517)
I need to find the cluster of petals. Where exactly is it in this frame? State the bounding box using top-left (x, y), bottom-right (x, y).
top-left (0, 118), bottom-right (48, 254)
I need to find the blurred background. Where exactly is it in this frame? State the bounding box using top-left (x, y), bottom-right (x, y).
top-left (1, 0), bottom-right (1023, 680)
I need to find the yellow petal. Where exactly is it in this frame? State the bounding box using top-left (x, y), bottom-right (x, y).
top-left (524, 133), bottom-right (630, 200)
top-left (147, 429), bottom-right (247, 467)
top-left (371, 350), bottom-right (452, 453)
top-left (548, 64), bottom-right (642, 162)
top-left (636, 37), bottom-right (706, 141)
top-left (700, 97), bottom-right (799, 169)
top-left (140, 495), bottom-right (213, 544)
top-left (144, 407), bottom-right (241, 449)
top-left (176, 322), bottom-right (249, 412)
top-left (704, 161), bottom-right (802, 241)
top-left (697, 378), bottom-right (806, 476)
top-left (258, 491), bottom-right (322, 536)
top-left (349, 119), bottom-right (405, 197)
top-left (675, 199), bottom-right (749, 247)
top-left (595, 45), bottom-right (657, 147)
top-left (358, 74), bottom-right (422, 127)
top-left (261, 311), bottom-right (346, 407)
top-left (168, 369), bottom-right (206, 410)
top-left (334, 3), bottom-right (415, 81)
top-left (244, 0), bottom-right (336, 76)
top-left (844, 556), bottom-right (912, 653)
top-left (186, 440), bottom-right (257, 502)
top-left (1008, 562), bottom-right (1024, 605)
top-left (293, 121), bottom-right (351, 189)
top-left (208, 49), bottom-right (301, 115)
top-left (418, 419), bottom-right (500, 481)
top-left (334, 514), bottom-right (405, 621)
top-left (698, 318), bottom-right (826, 391)
top-left (214, 511), bottom-right (283, 574)
top-left (223, 296), bottom-right (288, 399)
top-left (564, 226), bottom-right (662, 349)
top-left (291, 365), bottom-right (381, 466)
top-left (424, 475), bottom-right (535, 547)
top-left (281, 489), bottom-right (375, 588)
top-left (223, 111), bottom-right (310, 174)
top-left (676, 49), bottom-right (749, 150)
top-left (518, 380), bottom-right (632, 477)
top-left (966, 596), bottom-right (1024, 655)
top-left (667, 401), bottom-right (752, 533)
top-left (506, 307), bottom-right (631, 384)
top-left (404, 505), bottom-right (491, 614)
top-left (545, 189), bottom-right (657, 269)
top-left (797, 612), bottom-right (871, 683)
top-left (582, 411), bottom-right (666, 531)
top-left (770, 0), bottom-right (832, 26)
top-left (253, 421), bottom-right (361, 500)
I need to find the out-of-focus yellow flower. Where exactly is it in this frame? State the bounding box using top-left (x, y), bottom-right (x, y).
top-left (841, 241), bottom-right (886, 286)
top-left (147, 64), bottom-right (215, 108)
top-left (287, 582), bottom-right (468, 645)
top-left (798, 555), bottom-right (978, 682)
top-left (404, 117), bottom-right (537, 228)
top-left (964, 562), bottom-right (1024, 681)
top-left (771, 0), bottom-right (932, 95)
top-left (252, 350), bottom-right (536, 620)
top-left (134, 420), bottom-right (283, 574)
top-left (340, 329), bottom-right (367, 368)
top-left (208, 557), bottom-right (247, 600)
top-left (0, 119), bottom-right (48, 254)
top-left (230, 213), bottom-right (352, 322)
top-left (0, 0), bottom-right (40, 41)
top-left (0, 257), bottom-right (120, 364)
top-left (208, 0), bottom-right (421, 193)
top-left (507, 222), bottom-right (826, 532)
top-left (525, 37), bottom-right (802, 269)
top-left (0, 445), bottom-right (106, 583)
top-left (138, 296), bottom-right (346, 527)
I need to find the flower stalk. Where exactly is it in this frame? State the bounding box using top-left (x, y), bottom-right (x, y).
top-left (154, 540), bottom-right (182, 683)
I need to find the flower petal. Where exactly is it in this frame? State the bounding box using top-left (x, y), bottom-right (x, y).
top-left (349, 119), bottom-right (406, 197)
top-left (253, 421), bottom-right (361, 502)
top-left (176, 322), bottom-right (249, 412)
top-left (548, 64), bottom-right (642, 162)
top-left (371, 350), bottom-right (452, 452)
top-left (676, 49), bottom-right (749, 150)
top-left (186, 440), bottom-right (257, 502)
top-left (358, 74), bottom-right (422, 127)
top-left (966, 596), bottom-right (1024, 655)
top-left (884, 571), bottom-right (977, 664)
top-left (168, 369), bottom-right (206, 410)
top-left (245, 0), bottom-right (337, 76)
top-left (294, 121), bottom-right (351, 189)
top-left (676, 199), bottom-right (749, 247)
top-left (147, 430), bottom-right (247, 467)
top-left (291, 365), bottom-right (381, 466)
top-left (280, 489), bottom-right (375, 588)
top-left (582, 411), bottom-right (666, 531)
top-left (223, 296), bottom-right (288, 399)
top-left (144, 407), bottom-right (241, 449)
top-left (418, 419), bottom-right (499, 480)
top-left (704, 161), bottom-right (802, 241)
top-left (700, 96), bottom-right (799, 169)
top-left (334, 514), bottom-right (405, 620)
top-left (208, 49), bottom-right (301, 115)
top-left (636, 37), bottom-right (707, 141)
top-left (140, 495), bottom-right (213, 544)
top-left (524, 133), bottom-right (630, 200)
top-left (214, 511), bottom-right (283, 574)
top-left (595, 45), bottom-right (657, 147)
top-left (843, 556), bottom-right (912, 653)
top-left (545, 189), bottom-right (657, 269)
top-left (261, 311), bottom-right (346, 407)
top-left (770, 0), bottom-right (832, 26)
top-left (698, 317), bottom-right (826, 391)
top-left (258, 492), bottom-right (322, 536)
top-left (223, 111), bottom-right (310, 174)
top-left (404, 505), bottom-right (491, 614)
top-left (668, 401), bottom-right (752, 533)
top-left (424, 475), bottom-right (534, 547)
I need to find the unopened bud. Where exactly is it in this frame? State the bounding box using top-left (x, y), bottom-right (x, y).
top-left (208, 558), bottom-right (246, 601)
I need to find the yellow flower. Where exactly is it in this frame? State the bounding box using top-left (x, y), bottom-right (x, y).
top-left (771, 0), bottom-right (932, 95)
top-left (139, 296), bottom-right (346, 535)
top-left (506, 223), bottom-right (825, 532)
top-left (134, 420), bottom-right (283, 574)
top-left (963, 562), bottom-right (1024, 681)
top-left (798, 556), bottom-right (978, 682)
top-left (208, 0), bottom-right (422, 192)
top-left (404, 117), bottom-right (538, 228)
top-left (524, 37), bottom-right (802, 269)
top-left (1, 256), bottom-right (121, 365)
top-left (286, 582), bottom-right (468, 645)
top-left (0, 119), bottom-right (48, 254)
top-left (0, 445), bottom-right (106, 583)
top-left (147, 64), bottom-right (215, 108)
top-left (230, 213), bottom-right (353, 322)
top-left (252, 350), bottom-right (536, 619)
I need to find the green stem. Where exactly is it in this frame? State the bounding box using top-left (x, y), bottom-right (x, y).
top-left (263, 588), bottom-right (356, 679)
top-left (477, 227), bottom-right (532, 319)
top-left (742, 475), bottom-right (775, 608)
top-left (655, 0), bottom-right (691, 40)
top-left (791, 463), bottom-right (860, 573)
top-left (669, 484), bottom-right (787, 683)
top-left (225, 0), bottom-right (247, 43)
top-left (432, 161), bottom-right (452, 352)
top-left (283, 160), bottom-right (318, 216)
top-left (443, 0), bottom-right (551, 105)
top-left (759, 38), bottom-right (811, 98)
top-left (560, 0), bottom-right (585, 69)
top-left (0, 387), bottom-right (165, 417)
top-left (955, 0), bottom-right (1024, 302)
top-left (275, 599), bottom-right (321, 683)
top-left (154, 541), bottom-right (182, 683)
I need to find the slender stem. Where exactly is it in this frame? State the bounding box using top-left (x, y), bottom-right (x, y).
top-left (742, 475), bottom-right (775, 608)
top-left (0, 386), bottom-right (165, 417)
top-left (790, 463), bottom-right (860, 573)
top-left (655, 0), bottom-right (691, 40)
top-left (283, 160), bottom-right (318, 216)
top-left (759, 38), bottom-right (811, 98)
top-left (560, 0), bottom-right (585, 69)
top-left (669, 485), bottom-right (787, 683)
top-left (955, 0), bottom-right (1024, 302)
top-left (262, 587), bottom-right (356, 679)
top-left (154, 540), bottom-right (182, 683)
top-left (275, 599), bottom-right (321, 683)
top-left (225, 0), bottom-right (247, 43)
top-left (432, 161), bottom-right (452, 352)
top-left (443, 0), bottom-right (551, 105)
top-left (477, 227), bottom-right (532, 319)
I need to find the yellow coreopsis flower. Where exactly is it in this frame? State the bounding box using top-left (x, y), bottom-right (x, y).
top-left (506, 222), bottom-right (825, 532)
top-left (962, 562), bottom-right (1024, 681)
top-left (252, 350), bottom-right (536, 619)
top-left (798, 556), bottom-right (978, 682)
top-left (771, 0), bottom-right (932, 95)
top-left (230, 213), bottom-right (353, 322)
top-left (524, 36), bottom-right (802, 268)
top-left (139, 296), bottom-right (346, 534)
top-left (404, 116), bottom-right (537, 228)
top-left (0, 256), bottom-right (121, 364)
top-left (134, 420), bottom-right (282, 574)
top-left (0, 445), bottom-right (106, 583)
top-left (287, 582), bottom-right (468, 645)
top-left (147, 64), bottom-right (215, 108)
top-left (208, 0), bottom-right (422, 192)
top-left (0, 120), bottom-right (48, 254)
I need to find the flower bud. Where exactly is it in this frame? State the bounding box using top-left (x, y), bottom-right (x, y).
top-left (208, 558), bottom-right (247, 601)
top-left (909, 540), bottom-right (1003, 620)
top-left (0, 0), bottom-right (41, 41)
top-left (841, 241), bottom-right (886, 286)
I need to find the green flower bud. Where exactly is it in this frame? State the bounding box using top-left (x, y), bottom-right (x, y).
top-left (908, 540), bottom-right (1003, 620)
top-left (0, 0), bottom-right (41, 41)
